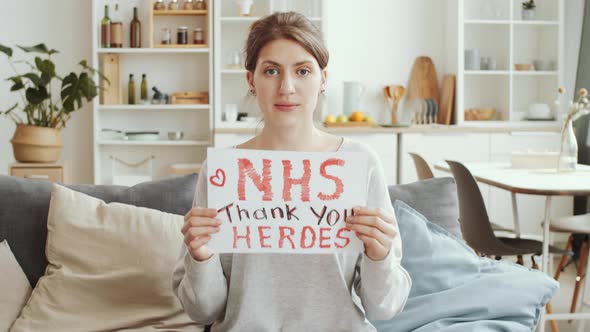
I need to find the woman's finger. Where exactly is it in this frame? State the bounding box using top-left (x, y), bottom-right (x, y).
top-left (353, 206), bottom-right (395, 224)
top-left (184, 207), bottom-right (218, 222)
top-left (347, 223), bottom-right (391, 248)
top-left (347, 215), bottom-right (396, 237)
top-left (181, 217), bottom-right (220, 234)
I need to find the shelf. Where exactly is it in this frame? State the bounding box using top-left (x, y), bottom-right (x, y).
top-left (153, 10), bottom-right (208, 16)
top-left (220, 16), bottom-right (262, 22)
top-left (97, 104), bottom-right (210, 110)
top-left (221, 69), bottom-right (247, 74)
top-left (97, 140), bottom-right (210, 146)
top-left (465, 70), bottom-right (510, 76)
top-left (513, 20), bottom-right (559, 26)
top-left (153, 44), bottom-right (209, 49)
top-left (512, 71), bottom-right (558, 76)
top-left (465, 19), bottom-right (510, 25)
top-left (97, 48), bottom-right (209, 54)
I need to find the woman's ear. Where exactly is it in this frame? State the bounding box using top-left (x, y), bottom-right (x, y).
top-left (320, 69), bottom-right (328, 92)
top-left (246, 70), bottom-right (255, 91)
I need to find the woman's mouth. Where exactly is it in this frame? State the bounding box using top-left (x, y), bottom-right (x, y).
top-left (274, 103), bottom-right (299, 112)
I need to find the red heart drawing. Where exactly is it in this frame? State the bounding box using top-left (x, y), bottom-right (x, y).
top-left (209, 168), bottom-right (226, 187)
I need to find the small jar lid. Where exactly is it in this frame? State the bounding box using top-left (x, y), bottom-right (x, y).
top-left (178, 26), bottom-right (188, 30)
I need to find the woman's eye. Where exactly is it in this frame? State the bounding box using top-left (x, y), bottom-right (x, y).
top-left (298, 68), bottom-right (310, 76)
top-left (265, 68), bottom-right (278, 76)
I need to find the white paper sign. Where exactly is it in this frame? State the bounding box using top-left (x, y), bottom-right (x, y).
top-left (207, 147), bottom-right (368, 254)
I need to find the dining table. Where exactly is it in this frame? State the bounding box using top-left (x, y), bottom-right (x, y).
top-left (434, 161), bottom-right (590, 332)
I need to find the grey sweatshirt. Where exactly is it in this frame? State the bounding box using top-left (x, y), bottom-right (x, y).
top-left (172, 138), bottom-right (411, 331)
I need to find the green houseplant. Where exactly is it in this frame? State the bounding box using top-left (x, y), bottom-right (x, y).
top-left (1, 43), bottom-right (107, 162)
top-left (521, 0), bottom-right (536, 20)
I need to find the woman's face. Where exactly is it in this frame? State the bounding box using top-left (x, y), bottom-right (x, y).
top-left (247, 38), bottom-right (327, 128)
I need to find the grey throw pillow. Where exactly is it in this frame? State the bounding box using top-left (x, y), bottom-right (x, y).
top-left (0, 174), bottom-right (198, 287)
top-left (388, 177), bottom-right (462, 239)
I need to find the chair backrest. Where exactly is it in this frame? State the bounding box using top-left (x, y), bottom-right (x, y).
top-left (445, 160), bottom-right (503, 253)
top-left (409, 152), bottom-right (434, 180)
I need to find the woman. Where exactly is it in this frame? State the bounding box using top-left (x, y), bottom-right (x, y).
top-left (173, 12), bottom-right (411, 331)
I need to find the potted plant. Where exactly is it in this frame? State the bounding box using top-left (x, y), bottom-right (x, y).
top-left (1, 43), bottom-right (106, 163)
top-left (521, 0), bottom-right (536, 21)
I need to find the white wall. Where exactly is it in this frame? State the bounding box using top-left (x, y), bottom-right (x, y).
top-left (0, 0), bottom-right (585, 184)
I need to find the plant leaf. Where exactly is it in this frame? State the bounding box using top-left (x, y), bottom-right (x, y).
top-left (61, 73), bottom-right (81, 112)
top-left (7, 76), bottom-right (24, 91)
top-left (35, 57), bottom-right (56, 77)
top-left (0, 44), bottom-right (13, 57)
top-left (78, 72), bottom-right (98, 100)
top-left (17, 43), bottom-right (58, 55)
top-left (23, 73), bottom-right (44, 87)
top-left (25, 86), bottom-right (48, 105)
top-left (79, 60), bottom-right (110, 84)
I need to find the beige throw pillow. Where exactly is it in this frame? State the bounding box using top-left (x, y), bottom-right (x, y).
top-left (10, 184), bottom-right (203, 332)
top-left (0, 240), bottom-right (32, 331)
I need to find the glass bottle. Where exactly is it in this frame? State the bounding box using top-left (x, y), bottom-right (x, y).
top-left (130, 7), bottom-right (141, 48)
top-left (140, 74), bottom-right (148, 103)
top-left (557, 119), bottom-right (578, 172)
top-left (101, 5), bottom-right (111, 48)
top-left (110, 4), bottom-right (123, 48)
top-left (128, 74), bottom-right (136, 105)
top-left (193, 28), bottom-right (204, 44)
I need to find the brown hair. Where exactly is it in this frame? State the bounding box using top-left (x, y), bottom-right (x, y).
top-left (244, 12), bottom-right (329, 72)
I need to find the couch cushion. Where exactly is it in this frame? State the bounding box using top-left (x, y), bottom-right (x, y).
top-left (388, 177), bottom-right (462, 239)
top-left (370, 201), bottom-right (558, 332)
top-left (9, 184), bottom-right (203, 332)
top-left (0, 240), bottom-right (32, 331)
top-left (0, 174), bottom-right (197, 287)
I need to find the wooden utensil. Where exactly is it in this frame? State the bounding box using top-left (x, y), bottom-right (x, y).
top-left (438, 74), bottom-right (456, 125)
top-left (408, 56), bottom-right (440, 108)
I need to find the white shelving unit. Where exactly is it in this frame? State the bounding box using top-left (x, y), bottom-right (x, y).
top-left (91, 0), bottom-right (213, 184)
top-left (212, 0), bottom-right (324, 132)
top-left (451, 0), bottom-right (564, 127)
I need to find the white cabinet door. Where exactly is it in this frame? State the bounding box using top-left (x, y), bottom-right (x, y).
top-left (488, 132), bottom-right (572, 239)
top-left (343, 133), bottom-right (397, 186)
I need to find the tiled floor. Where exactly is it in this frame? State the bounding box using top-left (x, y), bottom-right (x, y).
top-left (536, 255), bottom-right (590, 332)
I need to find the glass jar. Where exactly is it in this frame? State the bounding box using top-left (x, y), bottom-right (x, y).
top-left (168, 0), bottom-right (179, 10)
top-left (154, 0), bottom-right (165, 10)
top-left (177, 26), bottom-right (188, 44)
top-left (183, 0), bottom-right (194, 10)
top-left (193, 28), bottom-right (204, 44)
top-left (160, 27), bottom-right (171, 44)
top-left (195, 0), bottom-right (206, 10)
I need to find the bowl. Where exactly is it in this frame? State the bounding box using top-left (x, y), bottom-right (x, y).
top-left (515, 63), bottom-right (533, 71)
top-left (533, 60), bottom-right (551, 71)
top-left (464, 108), bottom-right (496, 121)
top-left (527, 103), bottom-right (551, 119)
top-left (167, 131), bottom-right (184, 140)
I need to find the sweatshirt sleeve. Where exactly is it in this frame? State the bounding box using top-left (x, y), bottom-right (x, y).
top-left (172, 160), bottom-right (229, 324)
top-left (354, 149), bottom-right (412, 321)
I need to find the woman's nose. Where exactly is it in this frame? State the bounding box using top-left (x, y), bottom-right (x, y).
top-left (279, 73), bottom-right (296, 95)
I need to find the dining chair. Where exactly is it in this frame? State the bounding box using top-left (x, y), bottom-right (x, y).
top-left (408, 152), bottom-right (434, 180)
top-left (550, 214), bottom-right (590, 317)
top-left (446, 160), bottom-right (571, 332)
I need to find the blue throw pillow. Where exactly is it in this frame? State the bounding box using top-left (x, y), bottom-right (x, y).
top-left (371, 200), bottom-right (559, 332)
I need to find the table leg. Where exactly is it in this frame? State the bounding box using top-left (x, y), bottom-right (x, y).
top-left (511, 192), bottom-right (521, 238)
top-left (576, 243), bottom-right (590, 332)
top-left (542, 196), bottom-right (553, 273)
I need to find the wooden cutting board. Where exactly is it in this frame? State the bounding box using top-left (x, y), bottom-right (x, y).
top-left (100, 54), bottom-right (120, 105)
top-left (407, 56), bottom-right (440, 107)
top-left (438, 74), bottom-right (456, 125)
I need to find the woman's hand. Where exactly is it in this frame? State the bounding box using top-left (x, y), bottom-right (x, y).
top-left (182, 207), bottom-right (221, 261)
top-left (345, 206), bottom-right (398, 261)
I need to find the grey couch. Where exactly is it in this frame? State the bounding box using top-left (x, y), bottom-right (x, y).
top-left (0, 174), bottom-right (461, 288)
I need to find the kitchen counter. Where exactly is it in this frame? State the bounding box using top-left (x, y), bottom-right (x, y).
top-left (214, 123), bottom-right (561, 135)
